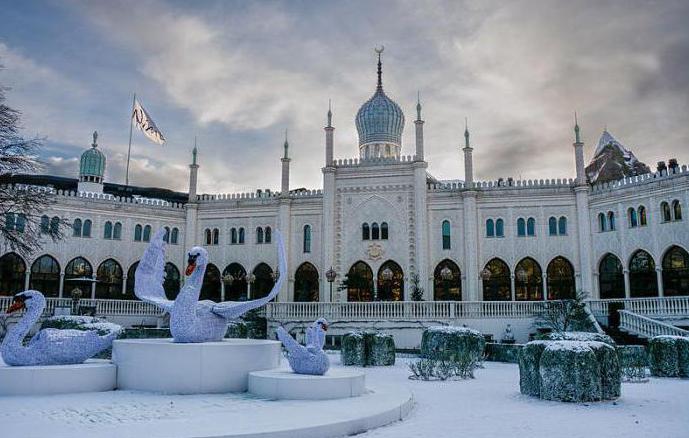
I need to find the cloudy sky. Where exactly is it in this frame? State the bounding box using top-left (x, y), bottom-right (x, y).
top-left (1, 0), bottom-right (688, 194)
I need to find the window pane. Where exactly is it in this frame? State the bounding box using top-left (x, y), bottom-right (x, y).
top-left (549, 217), bottom-right (557, 236)
top-left (496, 219), bottom-right (504, 237)
top-left (517, 218), bottom-right (525, 236)
top-left (558, 216), bottom-right (567, 235)
top-left (527, 218), bottom-right (535, 236)
top-left (486, 219), bottom-right (494, 237)
top-left (113, 222), bottom-right (122, 239)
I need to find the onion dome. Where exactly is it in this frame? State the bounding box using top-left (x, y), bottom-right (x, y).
top-left (355, 48), bottom-right (404, 158)
top-left (79, 131), bottom-right (105, 183)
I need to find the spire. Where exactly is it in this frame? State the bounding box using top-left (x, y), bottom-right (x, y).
top-left (375, 46), bottom-right (384, 91)
top-left (92, 130), bottom-right (98, 148)
top-left (192, 136), bottom-right (198, 165)
top-left (416, 91), bottom-right (422, 121)
top-left (283, 129), bottom-right (289, 159)
top-left (327, 99), bottom-right (332, 127)
top-left (574, 112), bottom-right (581, 144)
top-left (464, 117), bottom-right (471, 148)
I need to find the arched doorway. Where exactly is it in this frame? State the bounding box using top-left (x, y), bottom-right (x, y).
top-left (0, 252), bottom-right (26, 296)
top-left (222, 263), bottom-right (248, 301)
top-left (201, 263), bottom-right (221, 301)
top-left (482, 258), bottom-right (511, 301)
top-left (125, 261), bottom-right (139, 298)
top-left (515, 257), bottom-right (543, 301)
top-left (252, 263), bottom-right (275, 300)
top-left (346, 261), bottom-right (374, 302)
top-left (433, 259), bottom-right (461, 300)
top-left (294, 262), bottom-right (319, 302)
top-left (96, 259), bottom-right (124, 299)
top-left (599, 253), bottom-right (624, 299)
top-left (163, 263), bottom-right (181, 300)
top-left (377, 260), bottom-right (403, 301)
top-left (547, 256), bottom-right (575, 300)
top-left (662, 246), bottom-right (689, 296)
top-left (30, 255), bottom-right (60, 297)
top-left (64, 257), bottom-right (93, 299)
top-left (629, 250), bottom-right (658, 297)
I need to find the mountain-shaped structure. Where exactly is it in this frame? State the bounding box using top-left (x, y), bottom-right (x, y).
top-left (585, 130), bottom-right (651, 184)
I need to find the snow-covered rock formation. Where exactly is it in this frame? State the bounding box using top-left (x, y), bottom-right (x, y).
top-left (585, 130), bottom-right (651, 183)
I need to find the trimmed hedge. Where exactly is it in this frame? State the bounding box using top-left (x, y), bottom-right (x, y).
top-left (519, 341), bottom-right (550, 397)
top-left (341, 331), bottom-right (396, 367)
top-left (587, 341), bottom-right (621, 399)
top-left (539, 342), bottom-right (601, 402)
top-left (421, 326), bottom-right (485, 363)
top-left (617, 345), bottom-right (648, 381)
top-left (542, 331), bottom-right (615, 346)
top-left (485, 343), bottom-right (523, 364)
top-left (649, 335), bottom-right (689, 378)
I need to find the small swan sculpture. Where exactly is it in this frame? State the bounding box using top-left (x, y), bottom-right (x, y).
top-left (1, 290), bottom-right (121, 366)
top-left (276, 318), bottom-right (330, 375)
top-left (135, 228), bottom-right (286, 343)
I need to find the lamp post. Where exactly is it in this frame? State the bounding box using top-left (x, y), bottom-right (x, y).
top-left (326, 267), bottom-right (337, 302)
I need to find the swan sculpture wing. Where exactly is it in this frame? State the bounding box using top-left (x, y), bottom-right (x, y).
top-left (134, 228), bottom-right (174, 312)
top-left (210, 230), bottom-right (287, 319)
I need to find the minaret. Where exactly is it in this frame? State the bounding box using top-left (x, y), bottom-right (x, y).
top-left (184, 139), bottom-right (200, 270)
top-left (188, 139), bottom-right (199, 202)
top-left (571, 114), bottom-right (594, 297)
top-left (573, 113), bottom-right (586, 185)
top-left (281, 130), bottom-right (291, 198)
top-left (414, 92), bottom-right (424, 161)
top-left (463, 118), bottom-right (474, 185)
top-left (325, 100), bottom-right (334, 166)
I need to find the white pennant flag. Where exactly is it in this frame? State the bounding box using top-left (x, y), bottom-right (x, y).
top-left (132, 98), bottom-right (166, 145)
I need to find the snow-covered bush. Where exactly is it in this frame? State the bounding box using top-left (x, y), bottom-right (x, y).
top-left (226, 321), bottom-right (248, 338)
top-left (409, 350), bottom-right (479, 381)
top-left (341, 332), bottom-right (366, 366)
top-left (539, 341), bottom-right (602, 402)
top-left (485, 343), bottom-right (523, 363)
top-left (648, 335), bottom-right (689, 378)
top-left (420, 326), bottom-right (485, 364)
top-left (519, 340), bottom-right (550, 397)
top-left (587, 341), bottom-right (621, 399)
top-left (368, 333), bottom-right (395, 366)
top-left (542, 331), bottom-right (615, 346)
top-left (617, 345), bottom-right (648, 382)
top-left (42, 315), bottom-right (123, 337)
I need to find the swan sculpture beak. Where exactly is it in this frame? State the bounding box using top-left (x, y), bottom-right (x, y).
top-left (185, 262), bottom-right (196, 276)
top-left (6, 300), bottom-right (25, 313)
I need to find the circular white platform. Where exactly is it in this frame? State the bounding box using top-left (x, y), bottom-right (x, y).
top-left (113, 338), bottom-right (281, 394)
top-left (249, 368), bottom-right (366, 400)
top-left (0, 359), bottom-right (116, 396)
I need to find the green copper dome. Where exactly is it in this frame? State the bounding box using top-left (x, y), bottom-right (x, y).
top-left (80, 131), bottom-right (105, 178)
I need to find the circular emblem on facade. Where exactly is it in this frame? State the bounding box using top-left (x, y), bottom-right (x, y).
top-left (367, 243), bottom-right (384, 261)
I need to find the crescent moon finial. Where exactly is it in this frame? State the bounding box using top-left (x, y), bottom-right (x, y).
top-left (374, 45), bottom-right (384, 55)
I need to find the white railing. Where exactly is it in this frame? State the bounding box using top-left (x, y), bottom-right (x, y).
top-left (619, 310), bottom-right (689, 339)
top-left (265, 300), bottom-right (548, 321)
top-left (587, 296), bottom-right (689, 319)
top-left (0, 297), bottom-right (163, 317)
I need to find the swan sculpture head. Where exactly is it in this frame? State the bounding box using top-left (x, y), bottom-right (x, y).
top-left (185, 246), bottom-right (209, 276)
top-left (6, 290), bottom-right (45, 314)
top-left (314, 317), bottom-right (329, 332)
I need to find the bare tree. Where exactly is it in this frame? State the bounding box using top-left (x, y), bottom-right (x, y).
top-left (1, 73), bottom-right (68, 256)
top-left (535, 291), bottom-right (589, 333)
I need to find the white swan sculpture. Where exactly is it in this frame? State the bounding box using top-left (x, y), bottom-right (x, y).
top-left (276, 318), bottom-right (330, 375)
top-left (134, 228), bottom-right (286, 343)
top-left (1, 291), bottom-right (121, 366)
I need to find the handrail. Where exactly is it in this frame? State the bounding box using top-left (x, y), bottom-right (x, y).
top-left (587, 296), bottom-right (689, 318)
top-left (0, 297), bottom-right (164, 317)
top-left (619, 310), bottom-right (689, 339)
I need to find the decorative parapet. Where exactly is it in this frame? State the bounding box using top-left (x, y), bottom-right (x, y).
top-left (427, 178), bottom-right (574, 192)
top-left (334, 155), bottom-right (416, 168)
top-left (197, 188), bottom-right (323, 203)
top-left (590, 165), bottom-right (688, 194)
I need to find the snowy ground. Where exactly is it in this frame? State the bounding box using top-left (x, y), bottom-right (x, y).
top-left (2, 353), bottom-right (688, 438)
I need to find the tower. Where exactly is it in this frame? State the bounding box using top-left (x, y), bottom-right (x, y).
top-left (571, 115), bottom-right (594, 297)
top-left (463, 118), bottom-right (474, 185)
top-left (325, 100), bottom-right (334, 166)
top-left (322, 103), bottom-right (336, 300)
top-left (77, 131), bottom-right (106, 193)
top-left (184, 140), bottom-right (200, 262)
top-left (188, 141), bottom-right (199, 202)
top-left (281, 131), bottom-right (291, 197)
top-left (573, 113), bottom-right (586, 186)
top-left (414, 92), bottom-right (424, 161)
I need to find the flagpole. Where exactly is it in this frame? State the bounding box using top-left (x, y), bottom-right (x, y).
top-left (125, 92), bottom-right (136, 186)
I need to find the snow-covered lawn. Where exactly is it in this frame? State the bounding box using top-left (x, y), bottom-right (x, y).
top-left (2, 353), bottom-right (687, 438)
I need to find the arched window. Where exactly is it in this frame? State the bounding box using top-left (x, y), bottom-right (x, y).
top-left (125, 262), bottom-right (139, 298)
top-left (294, 262), bottom-right (319, 302)
top-left (134, 224), bottom-right (143, 241)
top-left (661, 202), bottom-right (672, 222)
top-left (496, 219), bottom-right (505, 237)
top-left (222, 263), bottom-right (248, 301)
top-left (200, 263), bottom-right (221, 301)
top-left (265, 226), bottom-right (272, 243)
top-left (482, 258), bottom-right (511, 301)
top-left (40, 215), bottom-right (50, 233)
top-left (30, 255), bottom-right (60, 298)
top-left (548, 217), bottom-right (557, 236)
top-left (230, 228), bottom-right (238, 244)
top-left (205, 229), bottom-right (212, 245)
top-left (377, 260), bottom-right (404, 301)
top-left (662, 246), bottom-right (689, 297)
top-left (527, 218), bottom-right (535, 236)
top-left (170, 227), bottom-right (179, 244)
top-left (303, 224), bottom-right (312, 253)
top-left (163, 262), bottom-right (181, 300)
top-left (672, 200), bottom-right (682, 221)
top-left (82, 219), bottom-right (92, 237)
top-left (628, 208), bottom-right (638, 228)
top-left (607, 211), bottom-right (615, 231)
top-left (362, 223), bottom-right (370, 240)
top-left (381, 222), bottom-right (388, 240)
top-left (104, 221), bottom-right (113, 239)
top-left (72, 218), bottom-right (82, 237)
top-left (64, 257), bottom-right (93, 297)
top-left (371, 222), bottom-right (380, 240)
top-left (547, 256), bottom-right (575, 300)
top-left (433, 259), bottom-right (461, 300)
top-left (96, 259), bottom-right (124, 299)
top-left (517, 218), bottom-right (526, 237)
top-left (598, 213), bottom-right (607, 232)
top-left (0, 252), bottom-right (26, 296)
top-left (515, 257), bottom-right (543, 301)
top-left (143, 225), bottom-right (152, 242)
top-left (15, 214), bottom-right (26, 233)
top-left (558, 216), bottom-right (567, 235)
top-left (113, 222), bottom-right (122, 240)
top-left (442, 220), bottom-right (451, 250)
top-left (629, 250), bottom-right (658, 297)
top-left (256, 227), bottom-right (264, 244)
top-left (599, 253), bottom-right (624, 299)
top-left (486, 219), bottom-right (495, 237)
top-left (347, 261), bottom-right (374, 302)
top-left (50, 216), bottom-right (59, 234)
top-left (212, 228), bottom-right (219, 245)
top-left (638, 206), bottom-right (647, 226)
top-left (252, 263), bottom-right (275, 300)
top-left (163, 226), bottom-right (171, 243)
top-left (238, 227), bottom-right (245, 244)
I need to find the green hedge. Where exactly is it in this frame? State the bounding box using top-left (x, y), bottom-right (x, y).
top-left (519, 341), bottom-right (550, 397)
top-left (486, 343), bottom-right (523, 363)
top-left (539, 342), bottom-right (602, 402)
top-left (420, 326), bottom-right (485, 363)
top-left (649, 335), bottom-right (689, 378)
top-left (542, 331), bottom-right (615, 346)
top-left (617, 345), bottom-right (648, 381)
top-left (341, 331), bottom-right (396, 367)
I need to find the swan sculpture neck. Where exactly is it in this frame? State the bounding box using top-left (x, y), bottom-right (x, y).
top-left (1, 293), bottom-right (45, 364)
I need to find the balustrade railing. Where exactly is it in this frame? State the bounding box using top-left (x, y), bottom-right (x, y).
top-left (619, 310), bottom-right (689, 339)
top-left (587, 296), bottom-right (689, 319)
top-left (0, 297), bottom-right (163, 317)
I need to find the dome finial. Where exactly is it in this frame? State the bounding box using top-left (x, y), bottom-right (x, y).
top-left (92, 131), bottom-right (98, 148)
top-left (375, 46), bottom-right (384, 90)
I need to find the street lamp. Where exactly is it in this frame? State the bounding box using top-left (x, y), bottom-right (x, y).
top-left (326, 267), bottom-right (337, 302)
